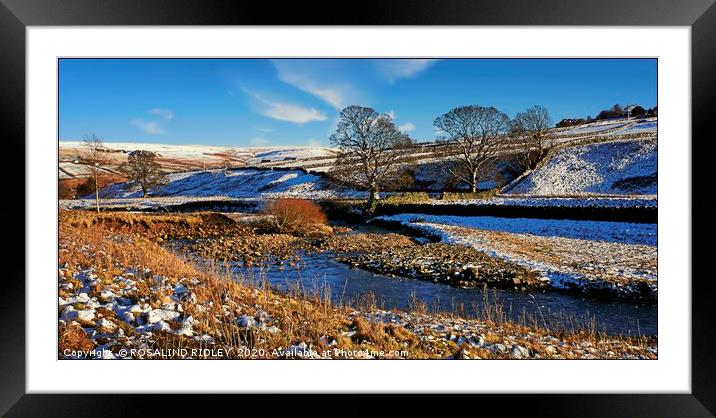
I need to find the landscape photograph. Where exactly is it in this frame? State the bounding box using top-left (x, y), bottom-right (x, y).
top-left (58, 58), bottom-right (657, 360)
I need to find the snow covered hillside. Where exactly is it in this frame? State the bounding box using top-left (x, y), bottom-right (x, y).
top-left (506, 138), bottom-right (657, 196)
top-left (98, 168), bottom-right (360, 200)
top-left (59, 141), bottom-right (338, 177)
top-left (248, 148), bottom-right (338, 163)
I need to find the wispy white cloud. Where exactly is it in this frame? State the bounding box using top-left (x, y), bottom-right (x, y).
top-left (131, 108), bottom-right (174, 135)
top-left (398, 122), bottom-right (415, 133)
top-left (148, 108), bottom-right (174, 120)
top-left (376, 59), bottom-right (439, 83)
top-left (131, 119), bottom-right (166, 135)
top-left (279, 73), bottom-right (343, 109)
top-left (272, 60), bottom-right (359, 110)
top-left (306, 138), bottom-right (323, 147)
top-left (245, 90), bottom-right (327, 124)
top-left (262, 101), bottom-right (327, 124)
top-left (255, 127), bottom-right (274, 133)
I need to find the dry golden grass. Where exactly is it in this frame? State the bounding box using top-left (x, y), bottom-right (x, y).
top-left (59, 211), bottom-right (451, 359)
top-left (60, 210), bottom-right (252, 242)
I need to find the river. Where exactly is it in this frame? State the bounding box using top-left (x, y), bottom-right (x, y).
top-left (233, 251), bottom-right (656, 336)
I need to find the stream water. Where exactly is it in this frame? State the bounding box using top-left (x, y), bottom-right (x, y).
top-left (233, 251), bottom-right (656, 336)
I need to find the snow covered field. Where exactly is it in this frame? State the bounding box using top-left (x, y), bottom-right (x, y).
top-left (86, 166), bottom-right (656, 211)
top-left (620, 121), bottom-right (657, 134)
top-left (97, 168), bottom-right (362, 200)
top-left (377, 213), bottom-right (657, 299)
top-left (59, 117), bottom-right (656, 176)
top-left (552, 117), bottom-right (656, 139)
top-left (378, 213), bottom-right (657, 246)
top-left (60, 141), bottom-right (336, 162)
top-left (553, 120), bottom-right (630, 137)
top-left (59, 162), bottom-right (119, 179)
top-left (59, 141), bottom-right (338, 177)
top-left (430, 195), bottom-right (657, 208)
top-left (506, 138), bottom-right (657, 195)
top-left (247, 148), bottom-right (338, 164)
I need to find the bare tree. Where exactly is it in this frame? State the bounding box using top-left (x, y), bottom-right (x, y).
top-left (329, 105), bottom-right (413, 210)
top-left (82, 134), bottom-right (108, 212)
top-left (433, 105), bottom-right (511, 192)
top-left (511, 105), bottom-right (554, 170)
top-left (120, 150), bottom-right (167, 198)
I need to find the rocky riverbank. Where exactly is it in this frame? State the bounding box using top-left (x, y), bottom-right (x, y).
top-left (58, 264), bottom-right (655, 360)
top-left (337, 243), bottom-right (545, 290)
top-left (356, 310), bottom-right (656, 359)
top-left (376, 215), bottom-right (657, 302)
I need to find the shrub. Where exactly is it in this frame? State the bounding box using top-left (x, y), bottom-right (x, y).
top-left (595, 104), bottom-right (624, 120)
top-left (75, 177), bottom-right (96, 198)
top-left (630, 105), bottom-right (646, 117)
top-left (59, 180), bottom-right (75, 199)
top-left (556, 118), bottom-right (586, 128)
top-left (262, 199), bottom-right (327, 233)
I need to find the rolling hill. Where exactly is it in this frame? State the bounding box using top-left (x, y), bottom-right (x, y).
top-left (61, 116), bottom-right (657, 199)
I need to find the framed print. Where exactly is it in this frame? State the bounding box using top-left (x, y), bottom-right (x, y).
top-left (2, 0), bottom-right (714, 415)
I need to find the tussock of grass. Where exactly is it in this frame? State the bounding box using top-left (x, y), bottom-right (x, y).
top-left (440, 189), bottom-right (499, 201)
top-left (59, 322), bottom-right (95, 353)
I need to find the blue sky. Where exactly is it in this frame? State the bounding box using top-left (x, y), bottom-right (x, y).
top-left (59, 58), bottom-right (657, 147)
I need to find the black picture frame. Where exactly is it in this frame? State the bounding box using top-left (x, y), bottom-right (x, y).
top-left (1, 0), bottom-right (713, 416)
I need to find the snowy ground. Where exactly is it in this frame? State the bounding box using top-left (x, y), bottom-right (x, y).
top-left (377, 214), bottom-right (657, 299)
top-left (429, 195), bottom-right (657, 208)
top-left (59, 141), bottom-right (338, 177)
top-left (378, 214), bottom-right (657, 246)
top-left (620, 121), bottom-right (657, 134)
top-left (553, 120), bottom-right (631, 137)
top-left (59, 162), bottom-right (121, 179)
top-left (247, 148), bottom-right (338, 164)
top-left (552, 117), bottom-right (656, 139)
top-left (506, 138), bottom-right (657, 195)
top-left (60, 141), bottom-right (336, 162)
top-left (59, 117), bottom-right (656, 177)
top-left (96, 168), bottom-right (363, 200)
